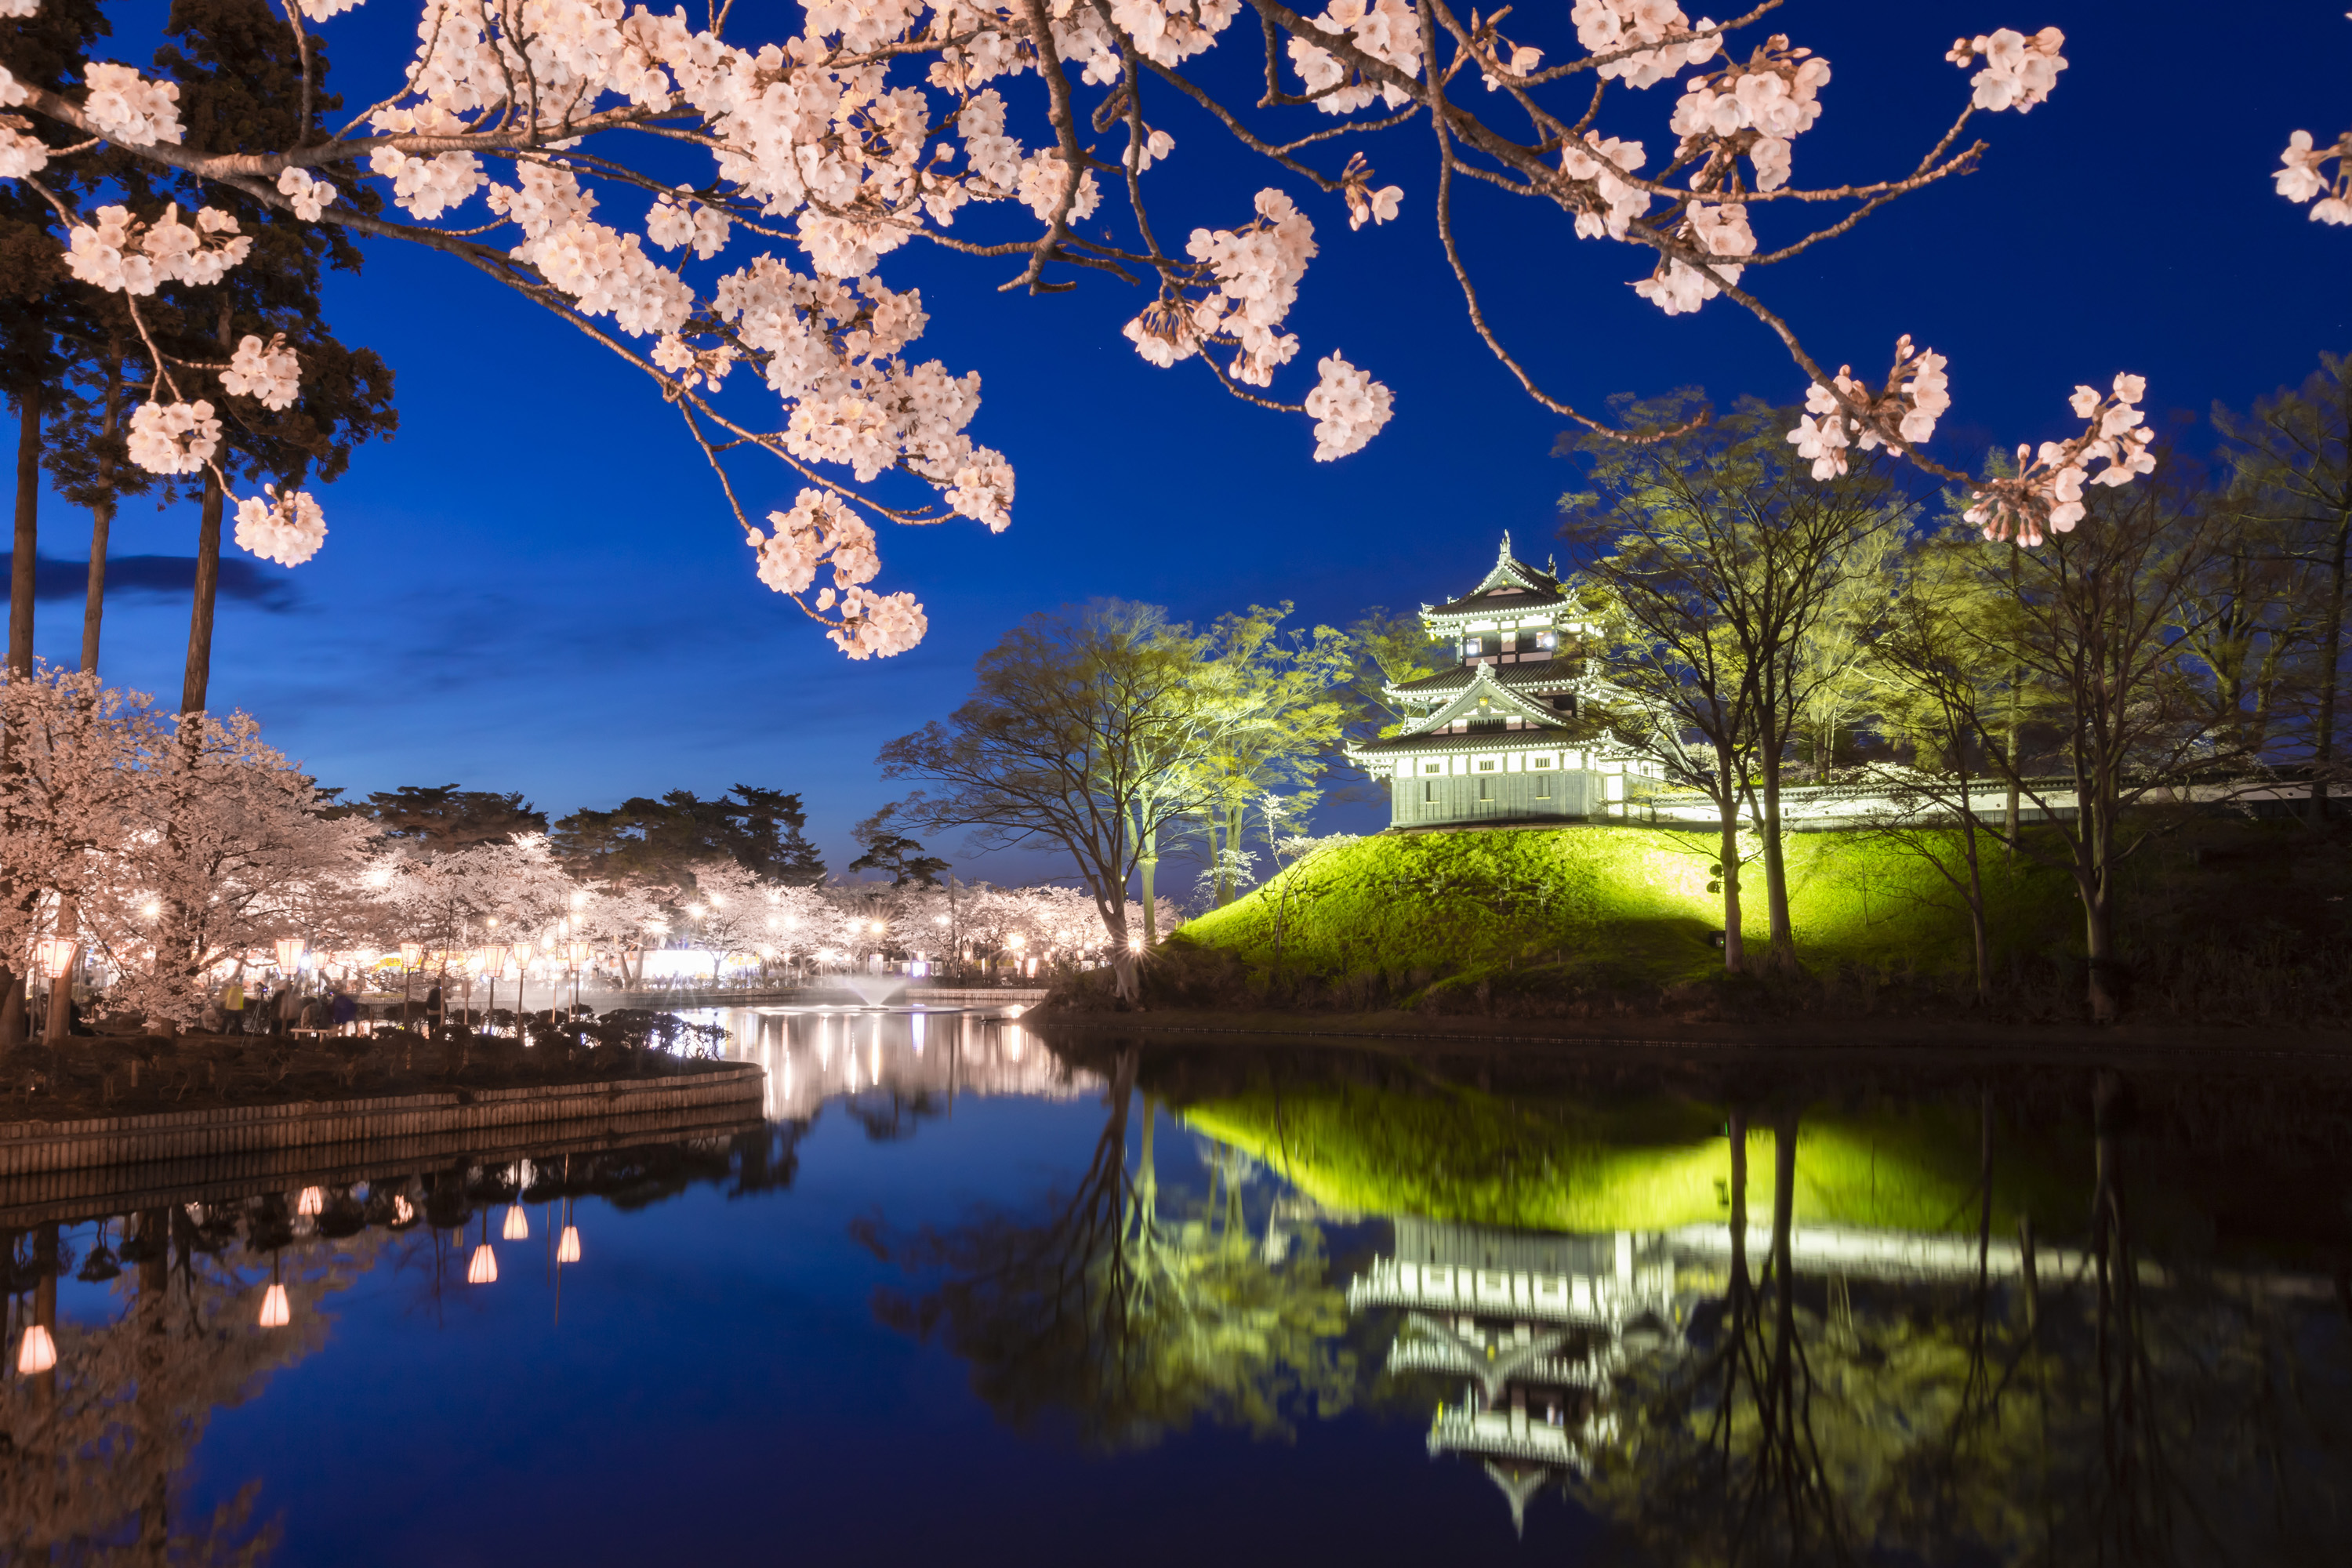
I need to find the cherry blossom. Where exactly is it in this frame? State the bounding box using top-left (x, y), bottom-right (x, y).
top-left (1303, 352), bottom-right (1393, 461)
top-left (2, 2), bottom-right (2140, 644)
top-left (232, 486), bottom-right (328, 567)
top-left (1784, 335), bottom-right (1949, 479)
top-left (2277, 129), bottom-right (2352, 225)
top-left (220, 333), bottom-right (302, 411)
top-left (276, 165), bottom-right (337, 221)
top-left (1572, 0), bottom-right (1722, 90)
top-left (125, 400), bottom-right (220, 476)
top-left (1962, 374), bottom-right (2155, 546)
top-left (1945, 27), bottom-right (2067, 114)
top-left (78, 63), bottom-right (183, 147)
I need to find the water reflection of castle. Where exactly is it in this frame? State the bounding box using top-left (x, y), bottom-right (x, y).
top-left (697, 1007), bottom-right (1099, 1123)
top-left (1350, 1218), bottom-right (1680, 1534)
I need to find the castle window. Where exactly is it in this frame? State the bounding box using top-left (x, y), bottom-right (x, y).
top-left (1477, 778), bottom-right (1490, 800)
top-left (1422, 780), bottom-right (1436, 803)
top-left (1532, 756), bottom-right (1555, 770)
top-left (1422, 761), bottom-right (1443, 775)
top-left (1477, 759), bottom-right (1497, 772)
top-left (1536, 775), bottom-right (1552, 800)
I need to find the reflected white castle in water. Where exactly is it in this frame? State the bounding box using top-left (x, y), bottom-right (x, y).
top-left (685, 1007), bottom-right (1098, 1122)
top-left (1350, 1218), bottom-right (1680, 1533)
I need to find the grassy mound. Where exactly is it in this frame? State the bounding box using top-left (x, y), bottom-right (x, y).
top-left (1086, 818), bottom-right (2352, 1022)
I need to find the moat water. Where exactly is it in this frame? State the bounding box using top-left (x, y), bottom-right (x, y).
top-left (4, 1010), bottom-right (2346, 1566)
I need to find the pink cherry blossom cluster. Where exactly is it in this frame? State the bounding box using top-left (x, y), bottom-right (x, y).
top-left (2276, 130), bottom-right (2352, 225)
top-left (1635, 200), bottom-right (1752, 314)
top-left (78, 62), bottom-right (183, 146)
top-left (1288, 0), bottom-right (1421, 116)
top-left (1784, 336), bottom-right (1950, 479)
top-left (64, 203), bottom-right (250, 294)
top-left (1338, 151), bottom-right (1403, 230)
top-left (1302, 352), bottom-right (1393, 461)
top-left (1572, 0), bottom-right (1722, 90)
top-left (829, 585), bottom-right (929, 659)
top-left (1121, 187), bottom-right (1334, 391)
top-left (1670, 36), bottom-right (1831, 193)
top-left (232, 486), bottom-right (328, 567)
top-left (1963, 376), bottom-right (2156, 546)
top-left (275, 165), bottom-right (338, 221)
top-left (1945, 27), bottom-right (2066, 114)
top-left (753, 488), bottom-right (883, 597)
top-left (125, 400), bottom-right (220, 476)
top-left (221, 334), bottom-right (303, 412)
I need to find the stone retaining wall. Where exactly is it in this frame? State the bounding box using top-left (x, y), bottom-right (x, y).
top-left (0, 1064), bottom-right (765, 1182)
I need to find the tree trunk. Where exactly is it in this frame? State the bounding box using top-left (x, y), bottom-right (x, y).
top-left (41, 895), bottom-right (77, 1047)
top-left (1136, 811), bottom-right (1157, 948)
top-left (180, 470), bottom-right (223, 716)
top-left (1203, 806), bottom-right (1223, 907)
top-left (1718, 787), bottom-right (1745, 975)
top-left (80, 496), bottom-right (111, 674)
top-left (0, 971), bottom-right (24, 1047)
top-left (1758, 742), bottom-right (1795, 971)
top-left (2313, 513), bottom-right (2350, 820)
top-left (11, 376), bottom-right (38, 677)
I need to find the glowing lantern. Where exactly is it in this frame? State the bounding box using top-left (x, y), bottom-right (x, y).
top-left (274, 937), bottom-right (305, 971)
top-left (296, 1186), bottom-right (323, 1217)
top-left (399, 942), bottom-right (424, 968)
top-left (259, 1283), bottom-right (290, 1328)
top-left (466, 1243), bottom-right (498, 1285)
top-left (557, 1225), bottom-right (582, 1265)
top-left (34, 937), bottom-right (74, 978)
top-left (502, 1204), bottom-right (529, 1241)
top-left (477, 944), bottom-right (508, 973)
top-left (568, 941), bottom-right (592, 964)
top-left (16, 1323), bottom-right (55, 1374)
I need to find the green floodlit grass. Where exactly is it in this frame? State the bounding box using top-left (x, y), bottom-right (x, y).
top-left (1181, 1081), bottom-right (2081, 1236)
top-left (1172, 822), bottom-right (2082, 988)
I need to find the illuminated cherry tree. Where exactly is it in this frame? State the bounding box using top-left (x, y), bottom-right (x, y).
top-left (5, 0), bottom-right (2150, 642)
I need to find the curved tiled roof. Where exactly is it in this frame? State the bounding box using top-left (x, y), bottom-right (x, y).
top-left (1392, 659), bottom-right (1585, 701)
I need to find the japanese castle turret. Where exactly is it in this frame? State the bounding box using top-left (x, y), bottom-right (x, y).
top-left (1348, 535), bottom-right (1659, 830)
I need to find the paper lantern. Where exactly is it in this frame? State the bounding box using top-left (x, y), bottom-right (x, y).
top-left (258, 1283), bottom-right (290, 1329)
top-left (274, 937), bottom-right (306, 971)
top-left (296, 1186), bottom-right (323, 1217)
top-left (399, 942), bottom-right (424, 967)
top-left (15, 1323), bottom-right (55, 1374)
top-left (466, 1243), bottom-right (498, 1285)
top-left (502, 1204), bottom-right (529, 1241)
top-left (557, 1225), bottom-right (582, 1265)
top-left (477, 944), bottom-right (508, 972)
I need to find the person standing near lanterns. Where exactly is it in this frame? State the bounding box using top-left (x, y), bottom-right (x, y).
top-left (220, 975), bottom-right (245, 1032)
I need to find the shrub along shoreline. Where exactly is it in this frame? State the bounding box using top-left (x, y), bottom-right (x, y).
top-left (0, 1009), bottom-right (738, 1124)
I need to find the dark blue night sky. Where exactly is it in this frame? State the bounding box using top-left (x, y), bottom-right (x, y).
top-left (12, 2), bottom-right (2350, 878)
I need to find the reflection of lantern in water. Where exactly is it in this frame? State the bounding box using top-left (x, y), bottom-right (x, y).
top-left (16, 1323), bottom-right (55, 1374)
top-left (467, 1243), bottom-right (498, 1285)
top-left (557, 1225), bottom-right (582, 1265)
top-left (259, 1283), bottom-right (290, 1328)
top-left (503, 1204), bottom-right (529, 1241)
top-left (297, 1186), bottom-right (324, 1217)
top-left (393, 1195), bottom-right (415, 1225)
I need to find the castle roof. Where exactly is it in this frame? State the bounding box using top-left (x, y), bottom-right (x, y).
top-left (1424, 533), bottom-right (1569, 622)
top-left (1388, 659), bottom-right (1583, 704)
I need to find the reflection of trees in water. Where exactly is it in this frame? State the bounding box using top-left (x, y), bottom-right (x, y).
top-left (1571, 1076), bottom-right (2352, 1567)
top-left (869, 1051), bottom-right (1359, 1448)
top-left (0, 1127), bottom-right (803, 1561)
top-left (1, 1207), bottom-right (387, 1565)
top-left (842, 1087), bottom-right (948, 1143)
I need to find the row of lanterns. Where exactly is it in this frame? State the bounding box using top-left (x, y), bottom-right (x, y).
top-left (9, 1189), bottom-right (593, 1368)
